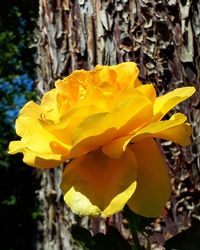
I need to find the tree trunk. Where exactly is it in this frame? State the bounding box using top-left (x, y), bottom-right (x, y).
top-left (35, 0), bottom-right (200, 249)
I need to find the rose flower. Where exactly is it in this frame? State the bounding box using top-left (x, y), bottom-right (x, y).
top-left (9, 62), bottom-right (195, 218)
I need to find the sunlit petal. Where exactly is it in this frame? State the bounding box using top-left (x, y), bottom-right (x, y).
top-left (55, 69), bottom-right (89, 101)
top-left (111, 62), bottom-right (141, 88)
top-left (15, 101), bottom-right (71, 161)
top-left (132, 113), bottom-right (191, 145)
top-left (64, 182), bottom-right (137, 218)
top-left (41, 89), bottom-right (60, 121)
top-left (8, 141), bottom-right (65, 168)
top-left (15, 101), bottom-right (41, 136)
top-left (23, 151), bottom-right (64, 168)
top-left (70, 94), bottom-right (152, 157)
top-left (61, 149), bottom-right (137, 216)
top-left (153, 87), bottom-right (195, 118)
top-left (136, 84), bottom-right (156, 102)
top-left (8, 141), bottom-right (25, 154)
top-left (154, 123), bottom-right (192, 146)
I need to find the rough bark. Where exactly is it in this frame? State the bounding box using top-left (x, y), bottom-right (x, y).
top-left (35, 0), bottom-right (200, 249)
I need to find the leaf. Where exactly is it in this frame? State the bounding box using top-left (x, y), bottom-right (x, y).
top-left (106, 226), bottom-right (132, 250)
top-left (71, 225), bottom-right (95, 250)
top-left (2, 195), bottom-right (17, 206)
top-left (71, 225), bottom-right (132, 250)
top-left (164, 224), bottom-right (200, 250)
top-left (93, 226), bottom-right (132, 250)
top-left (93, 233), bottom-right (114, 250)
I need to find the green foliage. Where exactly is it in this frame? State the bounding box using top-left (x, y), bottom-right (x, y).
top-left (31, 210), bottom-right (43, 221)
top-left (72, 225), bottom-right (95, 249)
top-left (93, 233), bottom-right (114, 250)
top-left (105, 226), bottom-right (132, 250)
top-left (70, 209), bottom-right (200, 250)
top-left (0, 31), bottom-right (20, 80)
top-left (0, 0), bottom-right (38, 80)
top-left (164, 224), bottom-right (200, 250)
top-left (71, 225), bottom-right (132, 250)
top-left (0, 1), bottom-right (39, 249)
top-left (2, 195), bottom-right (17, 206)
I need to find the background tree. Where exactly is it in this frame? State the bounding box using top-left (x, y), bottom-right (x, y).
top-left (35, 0), bottom-right (199, 249)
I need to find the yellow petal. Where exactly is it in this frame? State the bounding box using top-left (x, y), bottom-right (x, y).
top-left (8, 141), bottom-right (25, 154)
top-left (14, 101), bottom-right (71, 161)
top-left (64, 182), bottom-right (137, 217)
top-left (76, 87), bottom-right (108, 112)
top-left (154, 123), bottom-right (192, 146)
top-left (8, 141), bottom-right (64, 168)
top-left (153, 87), bottom-right (195, 117)
top-left (102, 112), bottom-right (189, 158)
top-left (61, 148), bottom-right (137, 217)
top-left (16, 101), bottom-right (41, 136)
top-left (70, 94), bottom-right (152, 157)
top-left (128, 138), bottom-right (171, 217)
top-left (55, 69), bottom-right (89, 101)
top-left (16, 102), bottom-right (52, 153)
top-left (18, 114), bottom-right (70, 155)
top-left (102, 182), bottom-right (137, 217)
top-left (39, 104), bottom-right (103, 147)
top-left (23, 151), bottom-right (64, 168)
top-left (102, 135), bottom-right (132, 159)
top-left (64, 187), bottom-right (101, 216)
top-left (111, 62), bottom-right (141, 89)
top-left (90, 65), bottom-right (117, 90)
top-left (70, 112), bottom-right (116, 157)
top-left (41, 89), bottom-right (60, 121)
top-left (136, 84), bottom-right (156, 102)
top-left (132, 113), bottom-right (192, 145)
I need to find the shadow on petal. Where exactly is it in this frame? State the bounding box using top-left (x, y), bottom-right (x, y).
top-left (128, 138), bottom-right (171, 217)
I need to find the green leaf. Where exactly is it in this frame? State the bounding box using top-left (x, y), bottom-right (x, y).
top-left (106, 226), bottom-right (132, 250)
top-left (93, 233), bottom-right (114, 250)
top-left (164, 224), bottom-right (200, 250)
top-left (71, 225), bottom-right (132, 250)
top-left (2, 195), bottom-right (17, 206)
top-left (71, 225), bottom-right (95, 250)
top-left (31, 210), bottom-right (43, 220)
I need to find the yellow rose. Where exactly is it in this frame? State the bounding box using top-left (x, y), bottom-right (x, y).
top-left (9, 62), bottom-right (195, 218)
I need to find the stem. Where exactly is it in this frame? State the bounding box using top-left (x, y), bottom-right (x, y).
top-left (129, 218), bottom-right (142, 250)
top-left (123, 206), bottom-right (142, 250)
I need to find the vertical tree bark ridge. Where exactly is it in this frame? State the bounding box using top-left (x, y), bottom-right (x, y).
top-left (36, 0), bottom-right (200, 249)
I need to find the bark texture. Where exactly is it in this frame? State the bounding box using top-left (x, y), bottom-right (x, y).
top-left (35, 0), bottom-right (200, 249)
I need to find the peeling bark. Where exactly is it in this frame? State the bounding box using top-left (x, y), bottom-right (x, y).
top-left (35, 0), bottom-right (200, 249)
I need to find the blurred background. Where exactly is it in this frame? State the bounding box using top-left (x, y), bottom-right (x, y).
top-left (0, 1), bottom-right (39, 249)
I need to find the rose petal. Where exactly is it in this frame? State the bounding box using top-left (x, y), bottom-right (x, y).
top-left (8, 141), bottom-right (64, 168)
top-left (61, 148), bottom-right (137, 217)
top-left (153, 87), bottom-right (195, 118)
top-left (70, 94), bottom-right (152, 157)
top-left (111, 62), bottom-right (141, 89)
top-left (132, 113), bottom-right (192, 145)
top-left (15, 101), bottom-right (71, 157)
top-left (102, 135), bottom-right (132, 159)
top-left (136, 84), bottom-right (157, 102)
top-left (128, 138), bottom-right (171, 217)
